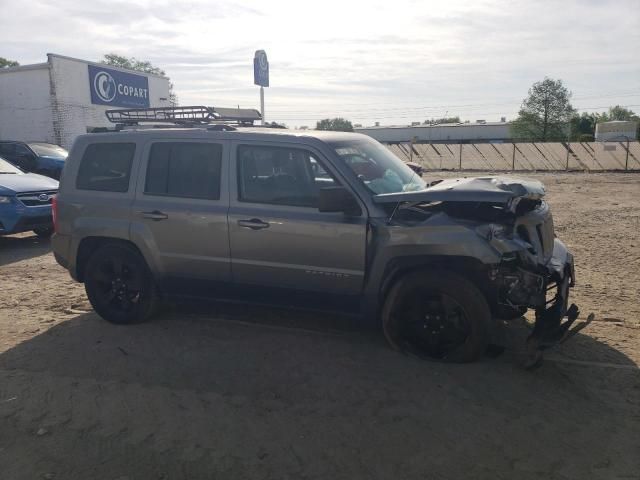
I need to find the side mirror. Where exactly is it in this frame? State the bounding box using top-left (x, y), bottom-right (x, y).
top-left (405, 161), bottom-right (424, 177)
top-left (318, 186), bottom-right (361, 216)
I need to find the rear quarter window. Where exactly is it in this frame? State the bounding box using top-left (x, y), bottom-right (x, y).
top-left (76, 143), bottom-right (136, 192)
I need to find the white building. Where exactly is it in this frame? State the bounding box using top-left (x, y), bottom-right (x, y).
top-left (355, 122), bottom-right (511, 143)
top-left (0, 53), bottom-right (171, 149)
top-left (595, 120), bottom-right (638, 142)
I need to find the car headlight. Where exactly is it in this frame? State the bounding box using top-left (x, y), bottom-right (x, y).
top-left (0, 196), bottom-right (13, 204)
top-left (476, 223), bottom-right (511, 241)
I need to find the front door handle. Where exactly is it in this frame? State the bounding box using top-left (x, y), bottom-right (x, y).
top-left (237, 218), bottom-right (270, 230)
top-left (141, 210), bottom-right (169, 221)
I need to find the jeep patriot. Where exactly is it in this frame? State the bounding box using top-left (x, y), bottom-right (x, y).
top-left (52, 106), bottom-right (589, 365)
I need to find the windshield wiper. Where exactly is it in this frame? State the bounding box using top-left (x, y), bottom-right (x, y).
top-left (0, 171), bottom-right (17, 174)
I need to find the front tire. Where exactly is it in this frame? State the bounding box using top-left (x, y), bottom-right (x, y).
top-left (381, 270), bottom-right (492, 363)
top-left (84, 243), bottom-right (159, 324)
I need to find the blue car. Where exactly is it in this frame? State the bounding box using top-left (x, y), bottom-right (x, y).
top-left (0, 141), bottom-right (67, 180)
top-left (0, 156), bottom-right (59, 237)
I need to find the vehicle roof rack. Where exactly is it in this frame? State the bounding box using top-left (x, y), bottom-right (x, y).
top-left (105, 105), bottom-right (262, 127)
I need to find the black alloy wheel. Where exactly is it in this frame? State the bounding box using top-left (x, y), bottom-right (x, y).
top-left (382, 270), bottom-right (492, 363)
top-left (84, 243), bottom-right (158, 324)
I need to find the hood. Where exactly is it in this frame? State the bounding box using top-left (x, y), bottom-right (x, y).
top-left (373, 176), bottom-right (545, 205)
top-left (0, 172), bottom-right (59, 195)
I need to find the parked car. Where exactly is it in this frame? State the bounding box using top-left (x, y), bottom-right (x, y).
top-left (0, 141), bottom-right (68, 180)
top-left (52, 107), bottom-right (587, 366)
top-left (0, 156), bottom-right (58, 237)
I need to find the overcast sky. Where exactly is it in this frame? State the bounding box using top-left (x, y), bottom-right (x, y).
top-left (2, 0), bottom-right (639, 127)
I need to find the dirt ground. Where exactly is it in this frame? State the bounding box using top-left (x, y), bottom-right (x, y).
top-left (0, 172), bottom-right (638, 480)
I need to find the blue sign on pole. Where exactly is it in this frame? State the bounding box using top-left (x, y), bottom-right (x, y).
top-left (88, 65), bottom-right (150, 108)
top-left (253, 50), bottom-right (269, 87)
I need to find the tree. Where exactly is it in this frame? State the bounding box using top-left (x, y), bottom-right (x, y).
top-left (599, 105), bottom-right (639, 122)
top-left (510, 78), bottom-right (575, 141)
top-left (315, 118), bottom-right (354, 132)
top-left (569, 112), bottom-right (598, 140)
top-left (423, 116), bottom-right (461, 125)
top-left (0, 57), bottom-right (19, 68)
top-left (101, 53), bottom-right (178, 106)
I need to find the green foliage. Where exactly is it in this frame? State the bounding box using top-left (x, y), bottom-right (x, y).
top-left (511, 77), bottom-right (575, 141)
top-left (578, 133), bottom-right (594, 142)
top-left (316, 118), bottom-right (354, 132)
top-left (599, 105), bottom-right (639, 122)
top-left (423, 116), bottom-right (461, 125)
top-left (102, 53), bottom-right (165, 75)
top-left (0, 57), bottom-right (20, 68)
top-left (101, 53), bottom-right (178, 106)
top-left (569, 112), bottom-right (598, 140)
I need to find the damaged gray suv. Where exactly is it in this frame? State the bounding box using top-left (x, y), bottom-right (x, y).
top-left (52, 106), bottom-right (588, 366)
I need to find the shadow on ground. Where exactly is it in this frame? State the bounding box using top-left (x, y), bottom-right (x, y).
top-left (0, 304), bottom-right (638, 480)
top-left (0, 233), bottom-right (51, 267)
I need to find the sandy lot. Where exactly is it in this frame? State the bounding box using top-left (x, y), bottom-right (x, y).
top-left (1, 172), bottom-right (639, 480)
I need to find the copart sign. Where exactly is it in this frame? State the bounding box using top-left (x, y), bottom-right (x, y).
top-left (88, 65), bottom-right (150, 108)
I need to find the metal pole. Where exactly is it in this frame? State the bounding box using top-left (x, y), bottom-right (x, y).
top-left (566, 142), bottom-right (570, 170)
top-left (512, 142), bottom-right (516, 170)
top-left (260, 86), bottom-right (265, 125)
top-left (459, 141), bottom-right (462, 170)
top-left (625, 137), bottom-right (629, 171)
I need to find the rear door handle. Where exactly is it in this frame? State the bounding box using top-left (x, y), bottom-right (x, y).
top-left (140, 210), bottom-right (169, 221)
top-left (237, 218), bottom-right (270, 230)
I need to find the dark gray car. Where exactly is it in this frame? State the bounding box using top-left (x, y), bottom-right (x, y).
top-left (52, 117), bottom-right (587, 366)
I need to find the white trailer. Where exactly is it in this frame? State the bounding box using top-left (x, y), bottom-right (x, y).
top-left (595, 120), bottom-right (638, 142)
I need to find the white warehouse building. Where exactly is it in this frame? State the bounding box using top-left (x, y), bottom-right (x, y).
top-left (0, 53), bottom-right (171, 149)
top-left (355, 122), bottom-right (512, 143)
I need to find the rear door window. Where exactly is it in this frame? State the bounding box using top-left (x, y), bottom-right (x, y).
top-left (76, 143), bottom-right (136, 192)
top-left (145, 142), bottom-right (222, 200)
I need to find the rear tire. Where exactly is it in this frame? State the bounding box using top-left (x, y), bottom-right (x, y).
top-left (381, 270), bottom-right (492, 363)
top-left (84, 243), bottom-right (159, 324)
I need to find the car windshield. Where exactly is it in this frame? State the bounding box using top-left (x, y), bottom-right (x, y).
top-left (330, 138), bottom-right (426, 194)
top-left (0, 157), bottom-right (22, 174)
top-left (28, 143), bottom-right (68, 159)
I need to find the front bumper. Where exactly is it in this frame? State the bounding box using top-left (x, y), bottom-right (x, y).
top-left (0, 204), bottom-right (53, 235)
top-left (496, 238), bottom-right (592, 367)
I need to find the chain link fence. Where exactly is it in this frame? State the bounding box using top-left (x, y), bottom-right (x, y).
top-left (386, 141), bottom-right (640, 171)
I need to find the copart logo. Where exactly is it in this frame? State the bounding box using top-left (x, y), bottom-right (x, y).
top-left (93, 71), bottom-right (117, 103)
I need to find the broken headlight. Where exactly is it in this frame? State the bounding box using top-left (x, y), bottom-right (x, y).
top-left (476, 223), bottom-right (512, 241)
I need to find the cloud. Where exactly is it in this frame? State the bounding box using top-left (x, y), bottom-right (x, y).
top-left (2, 0), bottom-right (638, 126)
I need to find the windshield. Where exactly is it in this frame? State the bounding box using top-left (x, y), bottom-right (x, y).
top-left (0, 157), bottom-right (22, 174)
top-left (28, 143), bottom-right (68, 159)
top-left (331, 138), bottom-right (426, 194)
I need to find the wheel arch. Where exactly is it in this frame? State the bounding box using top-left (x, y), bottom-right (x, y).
top-left (76, 236), bottom-right (150, 282)
top-left (379, 255), bottom-right (491, 299)
top-left (362, 254), bottom-right (495, 323)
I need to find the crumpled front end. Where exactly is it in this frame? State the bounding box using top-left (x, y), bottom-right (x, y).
top-left (484, 201), bottom-right (592, 367)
